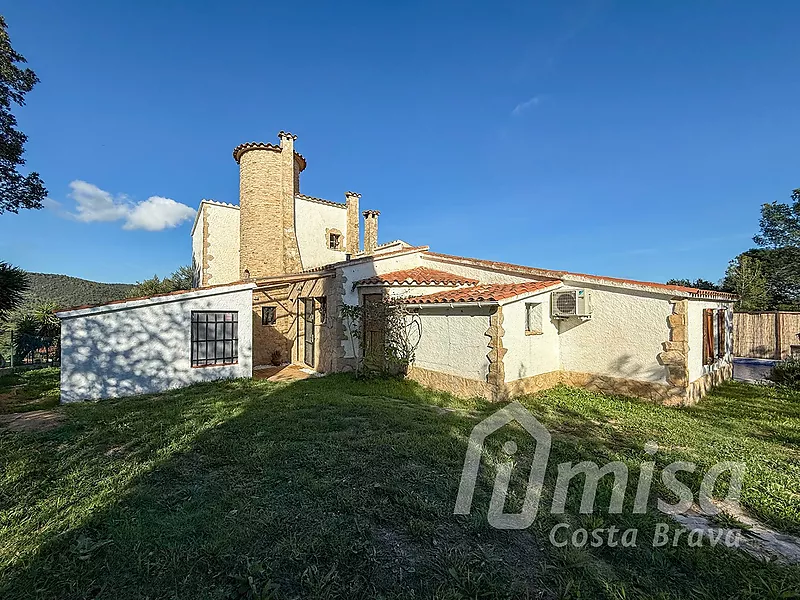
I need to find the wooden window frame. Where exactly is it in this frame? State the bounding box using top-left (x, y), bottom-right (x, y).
top-left (717, 309), bottom-right (726, 358)
top-left (191, 311), bottom-right (238, 368)
top-left (703, 308), bottom-right (715, 365)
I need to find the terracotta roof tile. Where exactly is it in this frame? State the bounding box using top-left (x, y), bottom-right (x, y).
top-left (423, 252), bottom-right (738, 301)
top-left (401, 280), bottom-right (561, 304)
top-left (355, 267), bottom-right (478, 287)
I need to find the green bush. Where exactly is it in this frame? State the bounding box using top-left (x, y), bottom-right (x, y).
top-left (767, 358), bottom-right (800, 389)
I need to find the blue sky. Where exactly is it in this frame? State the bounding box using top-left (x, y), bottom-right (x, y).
top-left (1, 1), bottom-right (797, 284)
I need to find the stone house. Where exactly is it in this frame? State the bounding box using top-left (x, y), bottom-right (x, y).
top-left (58, 131), bottom-right (736, 404)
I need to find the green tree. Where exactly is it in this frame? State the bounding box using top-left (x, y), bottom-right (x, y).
top-left (666, 278), bottom-right (721, 291)
top-left (740, 247), bottom-right (800, 311)
top-left (753, 188), bottom-right (800, 249)
top-left (169, 265), bottom-right (194, 290)
top-left (127, 275), bottom-right (175, 298)
top-left (13, 301), bottom-right (60, 363)
top-left (0, 261), bottom-right (28, 320)
top-left (0, 15), bottom-right (46, 214)
top-left (126, 265), bottom-right (193, 298)
top-left (723, 255), bottom-right (769, 311)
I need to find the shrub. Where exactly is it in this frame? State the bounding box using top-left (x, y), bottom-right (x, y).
top-left (767, 358), bottom-right (800, 389)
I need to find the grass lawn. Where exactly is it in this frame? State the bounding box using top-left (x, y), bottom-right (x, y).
top-left (0, 370), bottom-right (798, 599)
top-left (0, 367), bottom-right (60, 414)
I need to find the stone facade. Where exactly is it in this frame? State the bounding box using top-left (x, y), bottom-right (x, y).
top-left (251, 272), bottom-right (340, 370)
top-left (687, 362), bottom-right (733, 404)
top-left (237, 143), bottom-right (286, 279)
top-left (406, 365), bottom-right (493, 400)
top-left (485, 307), bottom-right (508, 400)
top-left (235, 133), bottom-right (304, 279)
top-left (659, 298), bottom-right (689, 388)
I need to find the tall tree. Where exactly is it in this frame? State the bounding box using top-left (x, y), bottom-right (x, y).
top-left (753, 188), bottom-right (800, 248)
top-left (126, 266), bottom-right (193, 298)
top-left (0, 261), bottom-right (28, 320)
top-left (723, 255), bottom-right (769, 311)
top-left (666, 278), bottom-right (721, 291)
top-left (741, 247), bottom-right (800, 311)
top-left (169, 265), bottom-right (194, 290)
top-left (0, 15), bottom-right (46, 214)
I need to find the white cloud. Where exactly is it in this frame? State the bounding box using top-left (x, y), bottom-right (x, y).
top-left (61, 180), bottom-right (195, 231)
top-left (123, 196), bottom-right (196, 231)
top-left (512, 95), bottom-right (542, 116)
top-left (69, 180), bottom-right (130, 223)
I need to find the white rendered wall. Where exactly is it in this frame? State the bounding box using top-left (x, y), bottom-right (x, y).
top-left (687, 300), bottom-right (734, 383)
top-left (205, 204), bottom-right (240, 285)
top-left (420, 255), bottom-right (532, 284)
top-left (413, 307), bottom-right (491, 381)
top-left (295, 197), bottom-right (348, 270)
top-left (59, 287), bottom-right (253, 402)
top-left (191, 217), bottom-right (203, 287)
top-left (557, 283), bottom-right (673, 384)
top-left (503, 292), bottom-right (560, 382)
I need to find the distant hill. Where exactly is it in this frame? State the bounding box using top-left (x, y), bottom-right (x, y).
top-left (22, 273), bottom-right (135, 310)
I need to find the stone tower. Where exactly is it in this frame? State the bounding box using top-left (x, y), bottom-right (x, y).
top-left (233, 131), bottom-right (305, 279)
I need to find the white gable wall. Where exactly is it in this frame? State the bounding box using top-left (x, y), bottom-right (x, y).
top-left (502, 291), bottom-right (560, 382)
top-left (420, 255), bottom-right (533, 284)
top-left (191, 202), bottom-right (240, 287)
top-left (556, 283), bottom-right (673, 384)
top-left (295, 197), bottom-right (348, 270)
top-left (59, 285), bottom-right (254, 402)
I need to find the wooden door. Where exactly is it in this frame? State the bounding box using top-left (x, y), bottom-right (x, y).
top-left (362, 293), bottom-right (385, 370)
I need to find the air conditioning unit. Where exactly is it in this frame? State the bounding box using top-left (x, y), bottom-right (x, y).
top-left (551, 289), bottom-right (592, 319)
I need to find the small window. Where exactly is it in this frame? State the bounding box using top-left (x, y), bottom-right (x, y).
top-left (191, 311), bottom-right (238, 367)
top-left (317, 297), bottom-right (327, 324)
top-left (525, 302), bottom-right (543, 334)
top-left (329, 232), bottom-right (342, 250)
top-left (262, 306), bottom-right (277, 326)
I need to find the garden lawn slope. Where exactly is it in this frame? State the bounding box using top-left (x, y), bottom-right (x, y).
top-left (0, 374), bottom-right (798, 599)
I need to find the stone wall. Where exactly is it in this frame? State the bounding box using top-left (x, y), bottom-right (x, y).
top-left (238, 145), bottom-right (285, 279)
top-left (235, 133), bottom-right (304, 279)
top-left (251, 273), bottom-right (342, 371)
top-left (345, 192), bottom-right (360, 255)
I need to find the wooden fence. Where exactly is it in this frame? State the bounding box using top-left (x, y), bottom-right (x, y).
top-left (734, 311), bottom-right (800, 360)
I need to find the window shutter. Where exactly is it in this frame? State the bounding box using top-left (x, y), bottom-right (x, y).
top-left (703, 309), bottom-right (714, 365)
top-left (717, 310), bottom-right (726, 357)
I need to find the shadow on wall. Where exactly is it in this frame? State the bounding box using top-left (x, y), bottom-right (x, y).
top-left (513, 352), bottom-right (666, 388)
top-left (61, 304), bottom-right (247, 402)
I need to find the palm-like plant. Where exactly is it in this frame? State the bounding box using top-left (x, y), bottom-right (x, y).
top-left (14, 301), bottom-right (60, 364)
top-left (0, 262), bottom-right (29, 320)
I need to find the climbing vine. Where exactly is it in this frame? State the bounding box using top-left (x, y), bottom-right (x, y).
top-left (339, 297), bottom-right (422, 377)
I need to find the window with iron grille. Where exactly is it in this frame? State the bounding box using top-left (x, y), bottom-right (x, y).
top-left (191, 311), bottom-right (238, 367)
